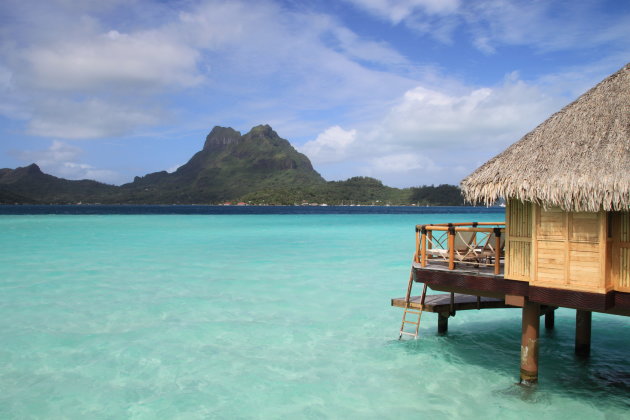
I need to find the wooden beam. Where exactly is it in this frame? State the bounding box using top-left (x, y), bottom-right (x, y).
top-left (506, 294), bottom-right (525, 307)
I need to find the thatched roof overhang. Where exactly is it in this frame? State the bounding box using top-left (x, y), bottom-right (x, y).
top-left (461, 63), bottom-right (630, 212)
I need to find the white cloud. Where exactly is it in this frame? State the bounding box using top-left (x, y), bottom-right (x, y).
top-left (367, 153), bottom-right (435, 173)
top-left (166, 163), bottom-right (182, 173)
top-left (370, 74), bottom-right (559, 151)
top-left (27, 99), bottom-right (161, 139)
top-left (345, 0), bottom-right (630, 54)
top-left (300, 126), bottom-right (357, 164)
top-left (464, 1), bottom-right (630, 54)
top-left (17, 140), bottom-right (119, 183)
top-left (304, 73), bottom-right (563, 186)
top-left (23, 29), bottom-right (202, 93)
top-left (329, 26), bottom-right (408, 67)
top-left (346, 0), bottom-right (460, 24)
top-left (1, 0), bottom-right (418, 142)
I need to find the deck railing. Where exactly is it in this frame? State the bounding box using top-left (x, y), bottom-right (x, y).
top-left (414, 222), bottom-right (506, 275)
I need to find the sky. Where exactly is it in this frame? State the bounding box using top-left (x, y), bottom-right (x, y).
top-left (0, 0), bottom-right (628, 188)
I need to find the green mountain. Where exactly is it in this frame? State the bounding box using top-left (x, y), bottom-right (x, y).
top-left (117, 125), bottom-right (326, 203)
top-left (0, 124), bottom-right (465, 205)
top-left (0, 163), bottom-right (116, 204)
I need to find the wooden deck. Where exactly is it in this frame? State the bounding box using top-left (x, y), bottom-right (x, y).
top-left (391, 293), bottom-right (509, 312)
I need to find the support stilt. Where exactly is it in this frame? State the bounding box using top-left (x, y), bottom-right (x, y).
top-left (437, 312), bottom-right (449, 334)
top-left (545, 309), bottom-right (555, 330)
top-left (520, 300), bottom-right (540, 385)
top-left (575, 310), bottom-right (592, 357)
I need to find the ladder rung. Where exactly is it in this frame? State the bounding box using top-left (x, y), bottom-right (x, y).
top-left (404, 310), bottom-right (422, 315)
top-left (403, 320), bottom-right (419, 325)
top-left (399, 331), bottom-right (417, 336)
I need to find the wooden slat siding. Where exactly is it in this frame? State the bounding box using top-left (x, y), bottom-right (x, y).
top-left (505, 199), bottom-right (532, 281)
top-left (570, 212), bottom-right (600, 242)
top-left (614, 212), bottom-right (630, 292)
top-left (539, 207), bottom-right (565, 239)
top-left (568, 243), bottom-right (601, 287)
top-left (536, 207), bottom-right (567, 287)
top-left (533, 206), bottom-right (611, 293)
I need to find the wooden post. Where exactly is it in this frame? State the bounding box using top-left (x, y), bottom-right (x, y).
top-left (494, 228), bottom-right (502, 275)
top-left (448, 226), bottom-right (455, 270)
top-left (404, 270), bottom-right (414, 305)
top-left (438, 312), bottom-right (449, 334)
top-left (545, 309), bottom-right (555, 330)
top-left (575, 310), bottom-right (592, 357)
top-left (420, 228), bottom-right (427, 267)
top-left (520, 300), bottom-right (540, 385)
top-left (427, 231), bottom-right (433, 262)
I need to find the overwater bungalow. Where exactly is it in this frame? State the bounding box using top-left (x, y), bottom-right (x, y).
top-left (393, 63), bottom-right (629, 384)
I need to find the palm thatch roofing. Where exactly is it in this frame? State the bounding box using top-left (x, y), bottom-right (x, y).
top-left (461, 63), bottom-right (630, 212)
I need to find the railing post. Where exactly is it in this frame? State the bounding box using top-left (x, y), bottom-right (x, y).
top-left (420, 227), bottom-right (427, 267)
top-left (414, 227), bottom-right (420, 263)
top-left (427, 230), bottom-right (433, 261)
top-left (494, 227), bottom-right (502, 275)
top-left (448, 225), bottom-right (455, 270)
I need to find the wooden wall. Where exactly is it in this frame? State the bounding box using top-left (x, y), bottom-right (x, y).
top-left (612, 212), bottom-right (630, 292)
top-left (505, 200), bottom-right (618, 294)
top-left (534, 208), bottom-right (606, 293)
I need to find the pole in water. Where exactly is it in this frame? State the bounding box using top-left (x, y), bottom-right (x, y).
top-left (545, 309), bottom-right (555, 330)
top-left (519, 300), bottom-right (540, 385)
top-left (575, 310), bottom-right (592, 357)
top-left (437, 312), bottom-right (448, 334)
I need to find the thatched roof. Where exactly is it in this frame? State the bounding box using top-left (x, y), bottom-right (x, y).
top-left (461, 63), bottom-right (630, 212)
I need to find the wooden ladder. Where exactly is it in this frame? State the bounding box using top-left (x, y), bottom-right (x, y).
top-left (399, 270), bottom-right (428, 339)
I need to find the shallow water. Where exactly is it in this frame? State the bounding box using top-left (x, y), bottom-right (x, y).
top-left (0, 210), bottom-right (629, 419)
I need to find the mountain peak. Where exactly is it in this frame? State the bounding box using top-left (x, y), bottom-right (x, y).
top-left (248, 124), bottom-right (276, 137)
top-left (13, 163), bottom-right (43, 177)
top-left (203, 126), bottom-right (242, 150)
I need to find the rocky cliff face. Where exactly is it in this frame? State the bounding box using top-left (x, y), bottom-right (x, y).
top-left (203, 126), bottom-right (242, 150)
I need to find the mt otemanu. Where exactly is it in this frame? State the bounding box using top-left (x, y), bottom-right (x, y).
top-left (0, 125), bottom-right (464, 206)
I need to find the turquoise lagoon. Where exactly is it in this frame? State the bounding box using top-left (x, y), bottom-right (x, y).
top-left (0, 207), bottom-right (629, 419)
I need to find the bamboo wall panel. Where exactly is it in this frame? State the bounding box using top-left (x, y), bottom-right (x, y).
top-left (613, 212), bottom-right (630, 292)
top-left (507, 240), bottom-right (531, 280)
top-left (617, 248), bottom-right (630, 291)
top-left (570, 212), bottom-right (599, 242)
top-left (508, 199), bottom-right (532, 238)
top-left (621, 212), bottom-right (630, 242)
top-left (505, 199), bottom-right (532, 281)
